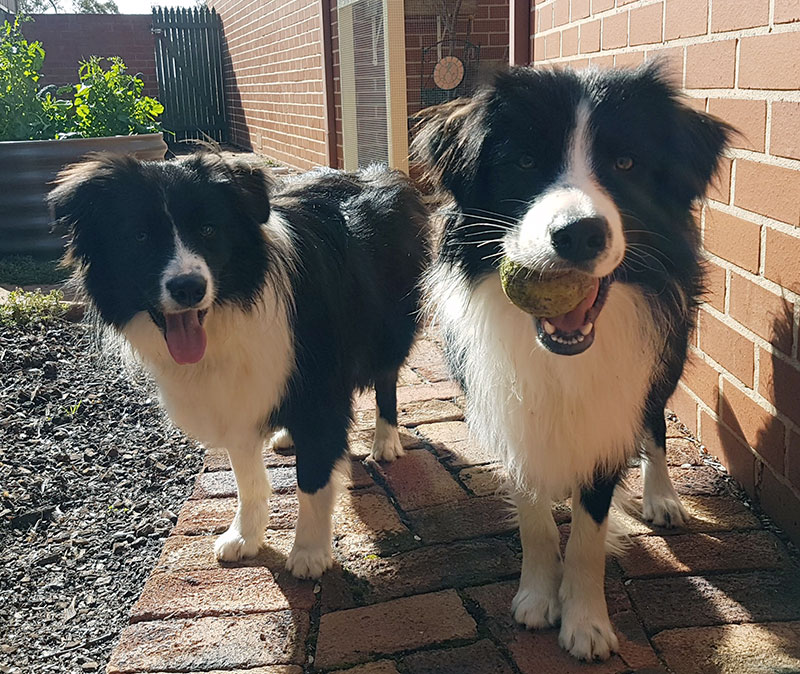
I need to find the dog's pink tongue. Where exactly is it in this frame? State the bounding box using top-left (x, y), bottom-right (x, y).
top-left (164, 311), bottom-right (206, 364)
top-left (549, 278), bottom-right (600, 333)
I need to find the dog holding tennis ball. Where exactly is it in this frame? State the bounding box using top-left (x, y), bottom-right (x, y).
top-left (414, 64), bottom-right (730, 661)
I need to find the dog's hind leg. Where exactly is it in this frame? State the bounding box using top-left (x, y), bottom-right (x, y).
top-left (559, 473), bottom-right (621, 661)
top-left (512, 491), bottom-right (562, 629)
top-left (641, 411), bottom-right (688, 528)
top-left (214, 438), bottom-right (271, 562)
top-left (371, 369), bottom-right (405, 462)
top-left (286, 410), bottom-right (349, 579)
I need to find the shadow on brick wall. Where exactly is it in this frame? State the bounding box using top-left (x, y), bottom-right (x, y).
top-left (718, 303), bottom-right (800, 543)
top-left (217, 26), bottom-right (251, 152)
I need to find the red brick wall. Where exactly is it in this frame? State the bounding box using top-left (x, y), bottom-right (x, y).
top-left (530, 0), bottom-right (800, 542)
top-left (210, 0), bottom-right (327, 170)
top-left (22, 14), bottom-right (158, 99)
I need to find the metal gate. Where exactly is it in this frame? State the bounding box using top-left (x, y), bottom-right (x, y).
top-left (151, 7), bottom-right (227, 143)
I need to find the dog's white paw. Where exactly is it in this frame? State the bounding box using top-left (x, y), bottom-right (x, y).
top-left (559, 607), bottom-right (619, 661)
top-left (370, 418), bottom-right (405, 462)
top-left (214, 527), bottom-right (263, 562)
top-left (286, 544), bottom-right (332, 579)
top-left (268, 428), bottom-right (294, 451)
top-left (512, 586), bottom-right (561, 628)
top-left (642, 492), bottom-right (688, 528)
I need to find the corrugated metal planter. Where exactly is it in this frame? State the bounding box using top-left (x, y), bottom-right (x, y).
top-left (0, 133), bottom-right (168, 259)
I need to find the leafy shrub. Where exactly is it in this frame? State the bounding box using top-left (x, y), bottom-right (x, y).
top-left (0, 18), bottom-right (164, 141)
top-left (0, 289), bottom-right (67, 326)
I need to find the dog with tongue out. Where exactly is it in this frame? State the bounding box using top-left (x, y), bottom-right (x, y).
top-left (50, 151), bottom-right (430, 581)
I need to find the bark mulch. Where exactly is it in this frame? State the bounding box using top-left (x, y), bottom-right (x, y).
top-left (0, 319), bottom-right (203, 674)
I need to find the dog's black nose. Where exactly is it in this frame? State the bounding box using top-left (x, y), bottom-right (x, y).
top-left (551, 217), bottom-right (608, 263)
top-left (167, 274), bottom-right (207, 307)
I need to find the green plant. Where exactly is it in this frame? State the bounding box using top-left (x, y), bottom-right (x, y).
top-left (0, 255), bottom-right (71, 286)
top-left (0, 18), bottom-right (64, 141)
top-left (0, 289), bottom-right (67, 326)
top-left (68, 56), bottom-right (163, 138)
top-left (0, 18), bottom-right (164, 141)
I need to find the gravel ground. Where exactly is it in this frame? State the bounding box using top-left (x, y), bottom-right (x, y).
top-left (0, 318), bottom-right (204, 674)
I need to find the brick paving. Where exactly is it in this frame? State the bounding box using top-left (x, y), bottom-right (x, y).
top-left (107, 334), bottom-right (800, 674)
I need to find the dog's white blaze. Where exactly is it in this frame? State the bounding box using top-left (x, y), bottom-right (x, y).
top-left (509, 102), bottom-right (625, 278)
top-left (124, 212), bottom-right (295, 452)
top-left (160, 228), bottom-right (215, 311)
top-left (428, 264), bottom-right (659, 496)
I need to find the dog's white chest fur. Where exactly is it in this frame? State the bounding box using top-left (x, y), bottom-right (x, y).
top-left (122, 293), bottom-right (293, 449)
top-left (434, 270), bottom-right (659, 496)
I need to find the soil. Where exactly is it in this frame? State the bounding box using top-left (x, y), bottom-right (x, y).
top-left (0, 318), bottom-right (203, 674)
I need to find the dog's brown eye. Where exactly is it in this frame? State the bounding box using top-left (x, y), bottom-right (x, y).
top-left (615, 156), bottom-right (634, 171)
top-left (136, 231), bottom-right (148, 242)
top-left (201, 225), bottom-right (215, 238)
top-left (518, 154), bottom-right (535, 170)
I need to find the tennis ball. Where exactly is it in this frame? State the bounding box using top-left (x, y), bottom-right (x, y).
top-left (499, 258), bottom-right (594, 318)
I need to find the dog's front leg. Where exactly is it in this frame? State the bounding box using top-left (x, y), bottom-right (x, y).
top-left (214, 438), bottom-right (271, 561)
top-left (285, 411), bottom-right (349, 579)
top-left (512, 491), bottom-right (563, 628)
top-left (559, 473), bottom-right (620, 661)
top-left (641, 411), bottom-right (688, 527)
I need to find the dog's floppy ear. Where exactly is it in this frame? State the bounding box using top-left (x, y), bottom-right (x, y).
top-left (636, 62), bottom-right (732, 207)
top-left (190, 153), bottom-right (275, 224)
top-left (411, 94), bottom-right (488, 204)
top-left (671, 105), bottom-right (733, 206)
top-left (223, 155), bottom-right (275, 224)
top-left (48, 155), bottom-right (130, 268)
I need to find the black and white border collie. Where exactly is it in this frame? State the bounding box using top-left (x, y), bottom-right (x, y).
top-left (413, 64), bottom-right (730, 661)
top-left (49, 153), bottom-right (430, 579)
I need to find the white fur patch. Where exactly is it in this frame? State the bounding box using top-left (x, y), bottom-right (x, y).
top-left (641, 435), bottom-right (688, 528)
top-left (429, 264), bottom-right (659, 497)
top-left (512, 494), bottom-right (563, 629)
top-left (559, 499), bottom-right (619, 661)
top-left (214, 440), bottom-right (272, 561)
top-left (371, 415), bottom-right (405, 462)
top-left (268, 428), bottom-right (294, 451)
top-left (506, 102), bottom-right (625, 278)
top-left (286, 459), bottom-right (347, 579)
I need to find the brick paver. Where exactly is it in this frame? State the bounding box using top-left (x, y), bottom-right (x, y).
top-left (107, 337), bottom-right (800, 674)
top-left (315, 590), bottom-right (477, 669)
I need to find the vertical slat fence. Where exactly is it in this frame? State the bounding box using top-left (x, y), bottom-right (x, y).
top-left (151, 7), bottom-right (227, 143)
